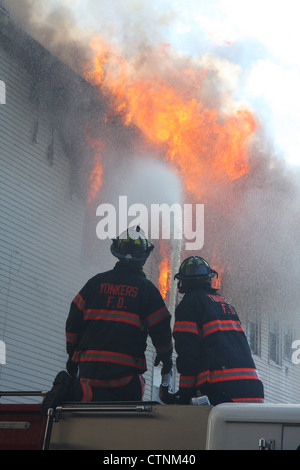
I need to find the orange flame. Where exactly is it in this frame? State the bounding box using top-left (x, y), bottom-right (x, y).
top-left (212, 264), bottom-right (224, 290)
top-left (85, 38), bottom-right (257, 199)
top-left (86, 135), bottom-right (105, 203)
top-left (158, 255), bottom-right (171, 300)
top-left (211, 249), bottom-right (225, 290)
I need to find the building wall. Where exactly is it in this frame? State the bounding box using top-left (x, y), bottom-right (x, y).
top-left (246, 314), bottom-right (300, 404)
top-left (0, 43), bottom-right (97, 401)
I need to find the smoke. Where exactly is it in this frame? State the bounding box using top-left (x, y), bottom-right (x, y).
top-left (3, 0), bottom-right (300, 327)
top-left (203, 145), bottom-right (300, 325)
top-left (1, 0), bottom-right (93, 71)
top-left (1, 0), bottom-right (176, 74)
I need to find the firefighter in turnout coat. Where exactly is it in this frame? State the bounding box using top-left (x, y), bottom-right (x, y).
top-left (172, 256), bottom-right (264, 406)
top-left (42, 227), bottom-right (173, 414)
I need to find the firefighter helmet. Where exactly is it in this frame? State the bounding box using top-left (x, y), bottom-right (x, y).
top-left (110, 226), bottom-right (154, 263)
top-left (174, 256), bottom-right (218, 281)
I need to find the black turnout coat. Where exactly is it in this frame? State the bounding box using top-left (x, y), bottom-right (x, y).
top-left (66, 262), bottom-right (173, 389)
top-left (173, 284), bottom-right (264, 405)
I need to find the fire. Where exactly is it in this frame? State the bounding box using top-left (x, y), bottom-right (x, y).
top-left (158, 255), bottom-right (171, 301)
top-left (211, 249), bottom-right (225, 290)
top-left (158, 240), bottom-right (172, 300)
top-left (85, 38), bottom-right (257, 199)
top-left (85, 37), bottom-right (130, 116)
top-left (212, 264), bottom-right (224, 291)
top-left (86, 135), bottom-right (105, 203)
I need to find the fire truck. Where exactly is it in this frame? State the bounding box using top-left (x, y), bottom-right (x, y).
top-left (0, 390), bottom-right (299, 450)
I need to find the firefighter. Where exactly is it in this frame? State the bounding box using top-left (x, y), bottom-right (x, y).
top-left (42, 227), bottom-right (173, 414)
top-left (171, 256), bottom-right (264, 406)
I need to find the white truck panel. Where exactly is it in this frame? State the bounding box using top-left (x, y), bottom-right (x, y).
top-left (205, 403), bottom-right (300, 450)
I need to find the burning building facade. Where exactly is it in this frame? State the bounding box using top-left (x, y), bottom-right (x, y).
top-left (1, 3), bottom-right (300, 404)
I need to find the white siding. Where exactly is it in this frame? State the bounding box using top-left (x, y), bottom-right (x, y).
top-left (0, 44), bottom-right (104, 401)
top-left (0, 41), bottom-right (168, 403)
top-left (244, 314), bottom-right (300, 404)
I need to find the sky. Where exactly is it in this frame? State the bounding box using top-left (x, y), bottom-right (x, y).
top-left (176, 0), bottom-right (300, 168)
top-left (180, 0), bottom-right (300, 168)
top-left (74, 0), bottom-right (300, 168)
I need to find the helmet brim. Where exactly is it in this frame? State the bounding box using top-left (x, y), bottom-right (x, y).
top-left (110, 240), bottom-right (154, 262)
top-left (174, 269), bottom-right (218, 281)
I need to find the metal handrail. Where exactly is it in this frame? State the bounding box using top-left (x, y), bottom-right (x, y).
top-left (0, 391), bottom-right (47, 397)
top-left (55, 404), bottom-right (153, 413)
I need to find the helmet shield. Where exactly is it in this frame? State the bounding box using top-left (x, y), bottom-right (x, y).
top-left (110, 226), bottom-right (154, 262)
top-left (174, 256), bottom-right (218, 280)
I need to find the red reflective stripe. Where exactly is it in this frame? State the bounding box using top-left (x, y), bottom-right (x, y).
top-left (78, 350), bottom-right (146, 370)
top-left (196, 368), bottom-right (260, 386)
top-left (173, 321), bottom-right (199, 335)
top-left (84, 309), bottom-right (141, 327)
top-left (81, 382), bottom-right (87, 402)
top-left (139, 375), bottom-right (146, 398)
top-left (232, 398), bottom-right (264, 403)
top-left (211, 367), bottom-right (259, 382)
top-left (147, 307), bottom-right (169, 328)
top-left (66, 332), bottom-right (79, 344)
top-left (202, 319), bottom-right (243, 337)
top-left (72, 350), bottom-right (80, 362)
top-left (81, 382), bottom-right (93, 402)
top-left (73, 293), bottom-right (85, 312)
top-left (81, 375), bottom-right (134, 389)
top-left (179, 375), bottom-right (197, 389)
top-left (196, 371), bottom-right (210, 386)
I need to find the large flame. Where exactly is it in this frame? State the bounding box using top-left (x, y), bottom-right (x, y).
top-left (85, 37), bottom-right (257, 198)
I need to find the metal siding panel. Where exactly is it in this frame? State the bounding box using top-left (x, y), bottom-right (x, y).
top-left (0, 42), bottom-right (159, 403)
top-left (249, 317), bottom-right (300, 404)
top-left (0, 45), bottom-right (92, 401)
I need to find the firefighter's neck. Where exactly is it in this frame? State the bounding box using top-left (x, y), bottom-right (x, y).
top-left (116, 260), bottom-right (145, 272)
top-left (179, 278), bottom-right (213, 294)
